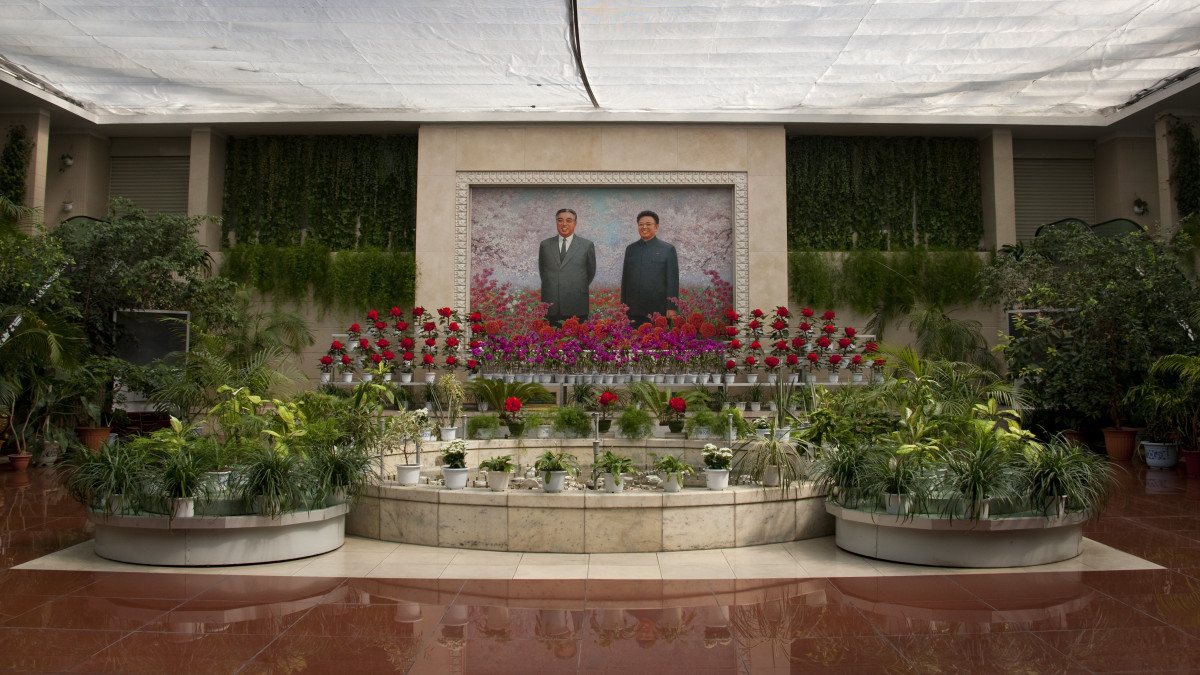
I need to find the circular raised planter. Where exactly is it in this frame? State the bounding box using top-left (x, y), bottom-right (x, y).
top-left (826, 503), bottom-right (1087, 567)
top-left (88, 503), bottom-right (348, 566)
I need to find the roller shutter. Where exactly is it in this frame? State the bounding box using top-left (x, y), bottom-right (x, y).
top-left (108, 156), bottom-right (190, 215)
top-left (1014, 158), bottom-right (1095, 241)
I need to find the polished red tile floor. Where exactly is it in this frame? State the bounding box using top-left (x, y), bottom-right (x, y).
top-left (2, 460), bottom-right (1199, 673)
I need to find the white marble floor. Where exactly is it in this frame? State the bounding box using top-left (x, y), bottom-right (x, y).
top-left (18, 535), bottom-right (1158, 579)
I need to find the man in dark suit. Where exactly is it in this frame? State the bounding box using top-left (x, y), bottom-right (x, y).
top-left (621, 210), bottom-right (679, 325)
top-left (539, 208), bottom-right (597, 324)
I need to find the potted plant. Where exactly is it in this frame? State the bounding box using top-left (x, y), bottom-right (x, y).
top-left (596, 390), bottom-right (619, 433)
top-left (615, 405), bottom-right (653, 440)
top-left (1127, 354), bottom-right (1200, 471)
top-left (61, 438), bottom-right (148, 514)
top-left (734, 428), bottom-right (807, 490)
top-left (428, 375), bottom-right (464, 441)
top-left (1148, 353), bottom-right (1200, 476)
top-left (594, 449), bottom-right (635, 493)
top-left (308, 442), bottom-right (376, 506)
top-left (702, 443), bottom-right (732, 490)
top-left (651, 452), bottom-right (694, 492)
top-left (663, 396), bottom-right (687, 434)
top-left (467, 413), bottom-right (501, 440)
top-left (526, 409), bottom-right (552, 439)
top-left (747, 383), bottom-right (764, 412)
top-left (686, 408), bottom-right (718, 440)
top-left (233, 441), bottom-right (303, 519)
top-left (533, 449), bottom-right (579, 493)
top-left (479, 454), bottom-right (514, 491)
top-left (1022, 436), bottom-right (1116, 517)
top-left (441, 439), bottom-right (469, 490)
top-left (553, 405), bottom-right (592, 438)
top-left (499, 396), bottom-right (526, 438)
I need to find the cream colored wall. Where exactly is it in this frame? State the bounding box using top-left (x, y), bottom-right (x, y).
top-left (414, 124), bottom-right (788, 313)
top-left (981, 130), bottom-right (1016, 250)
top-left (1094, 135), bottom-right (1157, 229)
top-left (46, 132), bottom-right (110, 223)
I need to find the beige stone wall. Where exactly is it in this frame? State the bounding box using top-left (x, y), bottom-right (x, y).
top-left (1094, 135), bottom-right (1157, 229)
top-left (415, 124), bottom-right (788, 312)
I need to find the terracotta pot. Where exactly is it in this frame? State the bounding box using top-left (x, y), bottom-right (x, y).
top-left (6, 453), bottom-right (32, 472)
top-left (76, 426), bottom-right (112, 452)
top-left (1101, 427), bottom-right (1140, 461)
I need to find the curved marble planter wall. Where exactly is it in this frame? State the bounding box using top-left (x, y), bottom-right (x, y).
top-left (827, 503), bottom-right (1088, 568)
top-left (89, 504), bottom-right (349, 566)
top-left (346, 484), bottom-right (833, 553)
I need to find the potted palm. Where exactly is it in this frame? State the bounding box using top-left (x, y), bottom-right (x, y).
top-left (594, 449), bottom-right (635, 493)
top-left (652, 452), bottom-right (694, 492)
top-left (1128, 354), bottom-right (1200, 471)
top-left (702, 444), bottom-right (732, 490)
top-left (441, 439), bottom-right (469, 490)
top-left (479, 454), bottom-right (514, 491)
top-left (533, 449), bottom-right (579, 493)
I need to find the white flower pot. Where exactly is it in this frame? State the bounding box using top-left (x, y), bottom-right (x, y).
top-left (172, 497), bottom-right (194, 519)
top-left (749, 402), bottom-right (761, 412)
top-left (424, 373), bottom-right (436, 383)
top-left (706, 469), bottom-right (730, 491)
top-left (745, 374), bottom-right (758, 384)
top-left (723, 374), bottom-right (736, 384)
top-left (767, 374), bottom-right (777, 383)
top-left (1142, 441), bottom-right (1179, 469)
top-left (395, 464), bottom-right (421, 486)
top-left (486, 470), bottom-right (511, 492)
top-left (542, 471), bottom-right (569, 493)
top-left (884, 493), bottom-right (912, 516)
top-left (400, 372), bottom-right (413, 383)
top-left (828, 373), bottom-right (840, 384)
top-left (662, 472), bottom-right (683, 492)
top-left (440, 426), bottom-right (458, 442)
top-left (342, 373), bottom-right (354, 384)
top-left (601, 472), bottom-right (624, 493)
top-left (762, 465), bottom-right (782, 487)
top-left (320, 372), bottom-right (331, 384)
top-left (362, 373), bottom-right (374, 383)
top-left (442, 467), bottom-right (469, 490)
top-left (383, 373), bottom-right (393, 382)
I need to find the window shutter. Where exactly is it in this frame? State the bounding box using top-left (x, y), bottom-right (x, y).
top-left (1014, 158), bottom-right (1095, 241)
top-left (108, 156), bottom-right (190, 214)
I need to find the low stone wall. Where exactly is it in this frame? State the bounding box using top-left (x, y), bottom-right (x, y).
top-left (346, 483), bottom-right (833, 553)
top-left (89, 504), bottom-right (349, 566)
top-left (827, 503), bottom-right (1087, 567)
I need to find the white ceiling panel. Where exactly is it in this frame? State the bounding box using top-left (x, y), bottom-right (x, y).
top-left (0, 0), bottom-right (1196, 119)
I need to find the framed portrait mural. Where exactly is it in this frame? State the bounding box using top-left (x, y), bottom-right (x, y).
top-left (457, 171), bottom-right (747, 334)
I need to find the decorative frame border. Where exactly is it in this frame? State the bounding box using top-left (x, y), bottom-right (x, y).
top-left (454, 171), bottom-right (749, 318)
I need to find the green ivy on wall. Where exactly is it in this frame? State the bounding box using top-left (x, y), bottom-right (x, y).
top-left (786, 136), bottom-right (984, 250)
top-left (222, 134), bottom-right (417, 249)
top-left (788, 249), bottom-right (988, 333)
top-left (1169, 118), bottom-right (1200, 219)
top-left (0, 125), bottom-right (33, 204)
top-left (222, 243), bottom-right (416, 312)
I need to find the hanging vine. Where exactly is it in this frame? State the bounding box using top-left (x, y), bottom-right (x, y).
top-left (0, 125), bottom-right (33, 204)
top-left (1169, 118), bottom-right (1200, 220)
top-left (786, 136), bottom-right (983, 250)
top-left (221, 134), bottom-right (418, 311)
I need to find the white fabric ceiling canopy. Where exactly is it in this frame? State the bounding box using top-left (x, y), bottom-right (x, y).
top-left (0, 0), bottom-right (1198, 119)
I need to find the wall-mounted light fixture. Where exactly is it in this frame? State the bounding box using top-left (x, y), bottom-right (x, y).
top-left (1133, 197), bottom-right (1149, 216)
top-left (59, 153), bottom-right (74, 171)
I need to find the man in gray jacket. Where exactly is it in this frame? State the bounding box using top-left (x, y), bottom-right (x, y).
top-left (539, 208), bottom-right (597, 325)
top-left (621, 210), bottom-right (679, 325)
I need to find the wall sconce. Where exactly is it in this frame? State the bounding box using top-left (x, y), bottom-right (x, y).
top-left (1133, 197), bottom-right (1149, 216)
top-left (61, 201), bottom-right (73, 213)
top-left (59, 153), bottom-right (74, 171)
